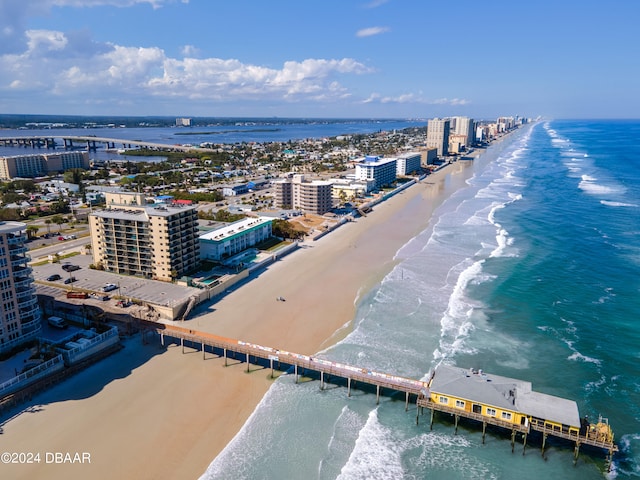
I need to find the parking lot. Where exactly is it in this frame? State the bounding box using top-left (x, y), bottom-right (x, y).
top-left (31, 247), bottom-right (200, 310)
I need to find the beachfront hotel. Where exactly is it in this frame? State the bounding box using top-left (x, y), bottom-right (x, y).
top-left (0, 222), bottom-right (41, 354)
top-left (272, 174), bottom-right (333, 214)
top-left (450, 116), bottom-right (476, 147)
top-left (199, 217), bottom-right (273, 261)
top-left (89, 193), bottom-right (200, 282)
top-left (426, 118), bottom-right (451, 157)
top-left (395, 152), bottom-right (422, 176)
top-left (0, 151), bottom-right (90, 180)
top-left (354, 155), bottom-right (397, 191)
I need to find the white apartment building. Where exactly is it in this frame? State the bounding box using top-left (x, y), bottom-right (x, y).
top-left (199, 217), bottom-right (273, 261)
top-left (426, 118), bottom-right (451, 157)
top-left (273, 175), bottom-right (333, 214)
top-left (354, 156), bottom-right (397, 191)
top-left (395, 152), bottom-right (422, 176)
top-left (0, 151), bottom-right (90, 179)
top-left (451, 116), bottom-right (476, 147)
top-left (0, 222), bottom-right (41, 354)
top-left (90, 193), bottom-right (200, 282)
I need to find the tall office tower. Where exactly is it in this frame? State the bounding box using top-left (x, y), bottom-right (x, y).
top-left (426, 118), bottom-right (451, 157)
top-left (0, 222), bottom-right (42, 354)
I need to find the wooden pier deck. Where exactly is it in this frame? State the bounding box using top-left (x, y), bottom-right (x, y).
top-left (139, 319), bottom-right (617, 466)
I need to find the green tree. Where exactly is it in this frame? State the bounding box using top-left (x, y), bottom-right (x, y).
top-left (272, 219), bottom-right (305, 240)
top-left (26, 225), bottom-right (39, 239)
top-left (51, 215), bottom-right (64, 233)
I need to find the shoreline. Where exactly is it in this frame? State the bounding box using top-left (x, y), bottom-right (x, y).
top-left (0, 145), bottom-right (505, 479)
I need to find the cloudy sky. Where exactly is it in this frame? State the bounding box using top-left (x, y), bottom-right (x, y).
top-left (1, 0), bottom-right (639, 119)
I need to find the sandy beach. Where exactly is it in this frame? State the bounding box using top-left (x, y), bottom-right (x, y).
top-left (0, 158), bottom-right (481, 480)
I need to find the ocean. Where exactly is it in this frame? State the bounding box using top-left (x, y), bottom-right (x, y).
top-left (200, 120), bottom-right (640, 480)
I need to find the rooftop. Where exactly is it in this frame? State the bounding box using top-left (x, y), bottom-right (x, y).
top-left (430, 365), bottom-right (581, 427)
top-left (199, 216), bottom-right (273, 243)
top-left (91, 203), bottom-right (197, 220)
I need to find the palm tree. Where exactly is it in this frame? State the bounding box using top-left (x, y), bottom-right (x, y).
top-left (26, 225), bottom-right (39, 240)
top-left (51, 214), bottom-right (64, 233)
top-left (44, 219), bottom-right (52, 235)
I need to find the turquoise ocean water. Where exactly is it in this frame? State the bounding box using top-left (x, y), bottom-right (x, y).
top-left (201, 120), bottom-right (640, 479)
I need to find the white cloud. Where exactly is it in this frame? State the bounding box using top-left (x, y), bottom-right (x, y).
top-left (363, 92), bottom-right (470, 106)
top-left (432, 97), bottom-right (470, 106)
top-left (0, 0), bottom-right (182, 54)
top-left (356, 26), bottom-right (390, 38)
top-left (0, 29), bottom-right (372, 107)
top-left (181, 44), bottom-right (200, 57)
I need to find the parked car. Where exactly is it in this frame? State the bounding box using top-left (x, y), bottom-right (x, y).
top-left (64, 277), bottom-right (77, 284)
top-left (46, 274), bottom-right (61, 281)
top-left (91, 293), bottom-right (110, 301)
top-left (62, 264), bottom-right (80, 272)
top-left (47, 316), bottom-right (67, 329)
top-left (102, 283), bottom-right (118, 292)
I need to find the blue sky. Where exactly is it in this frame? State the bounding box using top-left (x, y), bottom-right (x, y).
top-left (1, 0), bottom-right (638, 119)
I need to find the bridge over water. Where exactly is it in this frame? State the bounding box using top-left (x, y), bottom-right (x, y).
top-left (0, 135), bottom-right (216, 153)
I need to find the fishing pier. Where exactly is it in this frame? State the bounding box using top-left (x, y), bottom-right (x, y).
top-left (140, 320), bottom-right (618, 470)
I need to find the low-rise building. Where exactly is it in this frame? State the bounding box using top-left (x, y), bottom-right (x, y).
top-left (395, 152), bottom-right (422, 176)
top-left (199, 217), bottom-right (273, 261)
top-left (223, 184), bottom-right (250, 197)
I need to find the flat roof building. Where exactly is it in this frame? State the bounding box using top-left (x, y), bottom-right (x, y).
top-left (426, 118), bottom-right (451, 157)
top-left (354, 155), bottom-right (397, 191)
top-left (396, 152), bottom-right (422, 176)
top-left (90, 193), bottom-right (200, 282)
top-left (0, 222), bottom-right (42, 354)
top-left (451, 116), bottom-right (476, 147)
top-left (0, 151), bottom-right (89, 179)
top-left (273, 175), bottom-right (333, 214)
top-left (199, 217), bottom-right (273, 261)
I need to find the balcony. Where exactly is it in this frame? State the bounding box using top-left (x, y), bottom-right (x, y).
top-left (15, 287), bottom-right (36, 300)
top-left (19, 302), bottom-right (40, 318)
top-left (13, 266), bottom-right (33, 276)
top-left (7, 234), bottom-right (27, 246)
top-left (11, 255), bottom-right (30, 268)
top-left (8, 245), bottom-right (28, 255)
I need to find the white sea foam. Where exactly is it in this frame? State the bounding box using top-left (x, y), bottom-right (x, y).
top-left (601, 200), bottom-right (638, 207)
top-left (568, 351), bottom-right (602, 365)
top-left (432, 259), bottom-right (486, 363)
top-left (578, 177), bottom-right (626, 196)
top-left (337, 409), bottom-right (403, 480)
top-left (318, 405), bottom-right (363, 478)
top-left (584, 374), bottom-right (607, 394)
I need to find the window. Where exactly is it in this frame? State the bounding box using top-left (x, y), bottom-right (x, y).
top-left (455, 400), bottom-right (465, 409)
top-left (486, 408), bottom-right (496, 417)
top-left (501, 412), bottom-right (512, 421)
top-left (438, 396), bottom-right (448, 404)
